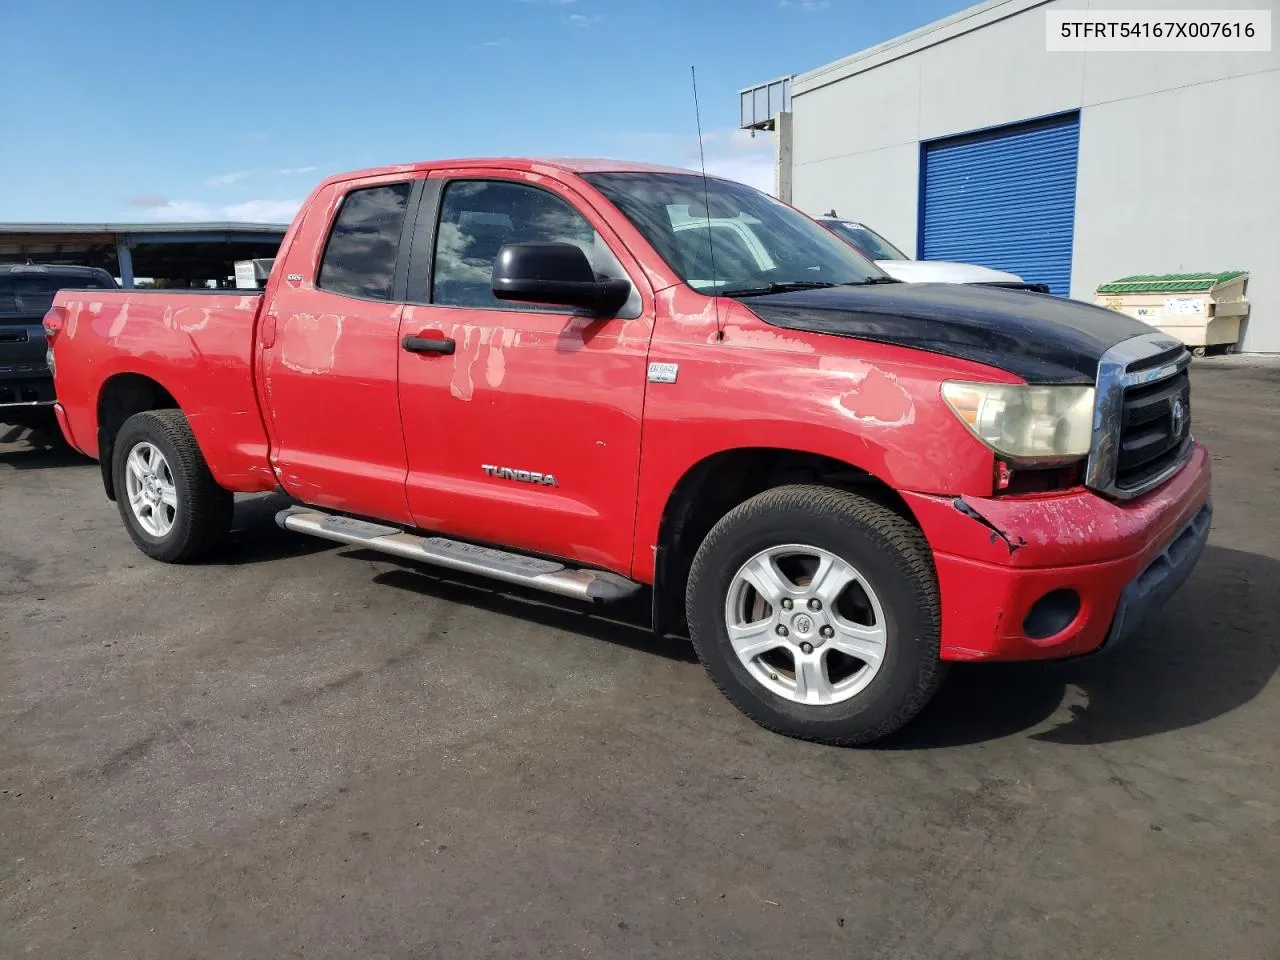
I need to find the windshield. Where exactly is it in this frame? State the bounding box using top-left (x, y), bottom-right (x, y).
top-left (821, 220), bottom-right (909, 261)
top-left (582, 172), bottom-right (883, 295)
top-left (0, 272), bottom-right (116, 316)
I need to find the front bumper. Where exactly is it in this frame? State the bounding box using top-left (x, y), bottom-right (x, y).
top-left (901, 442), bottom-right (1212, 661)
top-left (1099, 500), bottom-right (1211, 654)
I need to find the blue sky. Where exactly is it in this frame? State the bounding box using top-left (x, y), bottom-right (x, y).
top-left (0, 0), bottom-right (966, 224)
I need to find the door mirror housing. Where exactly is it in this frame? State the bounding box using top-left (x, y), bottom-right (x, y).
top-left (492, 242), bottom-right (631, 315)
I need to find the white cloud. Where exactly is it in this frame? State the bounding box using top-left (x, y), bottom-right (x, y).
top-left (222, 199), bottom-right (302, 222)
top-left (468, 37), bottom-right (511, 50)
top-left (142, 200), bottom-right (216, 222)
top-left (779, 0), bottom-right (830, 9)
top-left (704, 157), bottom-right (775, 192)
top-left (702, 130), bottom-right (775, 192)
top-left (127, 197), bottom-right (300, 223)
top-left (277, 165), bottom-right (318, 175)
top-left (204, 170), bottom-right (254, 187)
top-left (566, 12), bottom-right (602, 26)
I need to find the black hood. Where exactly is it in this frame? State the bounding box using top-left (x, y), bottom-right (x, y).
top-left (741, 282), bottom-right (1156, 384)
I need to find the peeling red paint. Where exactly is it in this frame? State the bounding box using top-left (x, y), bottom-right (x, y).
top-left (837, 366), bottom-right (915, 427)
top-left (279, 313), bottom-right (343, 374)
top-left (50, 290), bottom-right (275, 492)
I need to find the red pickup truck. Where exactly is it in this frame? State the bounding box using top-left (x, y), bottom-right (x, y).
top-left (45, 159), bottom-right (1212, 745)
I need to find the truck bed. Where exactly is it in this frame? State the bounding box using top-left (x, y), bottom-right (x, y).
top-left (51, 288), bottom-right (278, 492)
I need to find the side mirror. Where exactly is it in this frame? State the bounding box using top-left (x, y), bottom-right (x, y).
top-left (492, 242), bottom-right (631, 315)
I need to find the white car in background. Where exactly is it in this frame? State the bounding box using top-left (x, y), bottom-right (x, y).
top-left (815, 213), bottom-right (1046, 291)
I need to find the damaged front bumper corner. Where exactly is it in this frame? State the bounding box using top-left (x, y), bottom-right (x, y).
top-left (899, 442), bottom-right (1212, 662)
top-left (1096, 500), bottom-right (1212, 654)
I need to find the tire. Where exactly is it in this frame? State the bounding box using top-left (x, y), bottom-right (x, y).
top-left (112, 409), bottom-right (233, 563)
top-left (685, 484), bottom-right (944, 746)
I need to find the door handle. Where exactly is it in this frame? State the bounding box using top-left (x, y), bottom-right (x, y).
top-left (402, 334), bottom-right (456, 355)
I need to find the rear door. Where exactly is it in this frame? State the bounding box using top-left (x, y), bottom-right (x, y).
top-left (394, 169), bottom-right (654, 572)
top-left (256, 174), bottom-right (423, 524)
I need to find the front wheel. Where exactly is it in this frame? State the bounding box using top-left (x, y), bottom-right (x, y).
top-left (112, 409), bottom-right (233, 563)
top-left (686, 485), bottom-right (944, 745)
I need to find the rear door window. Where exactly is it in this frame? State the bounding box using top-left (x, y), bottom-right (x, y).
top-left (317, 182), bottom-right (413, 300)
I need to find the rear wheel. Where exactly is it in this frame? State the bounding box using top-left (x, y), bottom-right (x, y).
top-left (112, 410), bottom-right (232, 563)
top-left (686, 485), bottom-right (944, 745)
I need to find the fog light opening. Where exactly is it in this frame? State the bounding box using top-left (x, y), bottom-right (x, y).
top-left (1023, 588), bottom-right (1081, 640)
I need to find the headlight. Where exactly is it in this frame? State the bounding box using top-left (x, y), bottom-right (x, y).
top-left (941, 381), bottom-right (1094, 461)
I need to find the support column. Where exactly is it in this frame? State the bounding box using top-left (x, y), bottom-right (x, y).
top-left (116, 237), bottom-right (135, 288)
top-left (773, 111), bottom-right (793, 205)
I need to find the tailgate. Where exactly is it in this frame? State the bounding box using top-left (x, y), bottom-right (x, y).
top-left (0, 316), bottom-right (49, 380)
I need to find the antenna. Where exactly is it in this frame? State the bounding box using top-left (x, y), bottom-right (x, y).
top-left (691, 65), bottom-right (723, 342)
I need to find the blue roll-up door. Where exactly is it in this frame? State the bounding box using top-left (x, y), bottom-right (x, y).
top-left (921, 113), bottom-right (1080, 296)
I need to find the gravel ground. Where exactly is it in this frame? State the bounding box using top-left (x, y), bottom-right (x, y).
top-left (1, 358), bottom-right (1277, 960)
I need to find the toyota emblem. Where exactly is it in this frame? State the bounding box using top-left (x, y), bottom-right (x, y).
top-left (1171, 398), bottom-right (1187, 436)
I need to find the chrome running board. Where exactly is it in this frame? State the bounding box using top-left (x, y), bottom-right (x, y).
top-left (275, 507), bottom-right (642, 603)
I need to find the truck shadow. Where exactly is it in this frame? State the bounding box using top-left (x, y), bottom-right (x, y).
top-left (0, 423), bottom-right (95, 469)
top-left (879, 543), bottom-right (1279, 749)
top-left (216, 493), bottom-right (336, 565)
top-left (335, 542), bottom-right (1276, 747)
top-left (339, 551), bottom-right (698, 664)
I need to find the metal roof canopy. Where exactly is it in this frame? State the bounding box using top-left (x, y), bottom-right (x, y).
top-left (738, 76), bottom-right (793, 131)
top-left (0, 221), bottom-right (287, 286)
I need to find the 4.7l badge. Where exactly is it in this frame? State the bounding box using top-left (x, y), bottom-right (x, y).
top-left (482, 464), bottom-right (558, 487)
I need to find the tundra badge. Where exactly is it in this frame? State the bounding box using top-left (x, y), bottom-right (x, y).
top-left (482, 464), bottom-right (558, 487)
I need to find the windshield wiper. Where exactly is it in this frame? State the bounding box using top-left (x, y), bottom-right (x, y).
top-left (721, 280), bottom-right (840, 297)
top-left (851, 276), bottom-right (901, 285)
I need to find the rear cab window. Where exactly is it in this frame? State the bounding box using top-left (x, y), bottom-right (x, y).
top-left (316, 182), bottom-right (413, 300)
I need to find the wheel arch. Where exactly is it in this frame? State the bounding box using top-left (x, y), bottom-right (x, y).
top-left (96, 373), bottom-right (180, 501)
top-left (650, 446), bottom-right (920, 638)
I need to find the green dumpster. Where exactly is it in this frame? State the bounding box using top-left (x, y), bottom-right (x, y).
top-left (1095, 271), bottom-right (1249, 356)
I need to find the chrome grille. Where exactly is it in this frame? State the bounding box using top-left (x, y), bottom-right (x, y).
top-left (1116, 369), bottom-right (1191, 492)
top-left (1085, 332), bottom-right (1193, 500)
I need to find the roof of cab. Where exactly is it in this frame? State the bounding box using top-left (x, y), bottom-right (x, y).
top-left (315, 157), bottom-right (714, 189)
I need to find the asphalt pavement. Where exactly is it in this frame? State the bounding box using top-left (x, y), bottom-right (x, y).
top-left (2, 358), bottom-right (1277, 960)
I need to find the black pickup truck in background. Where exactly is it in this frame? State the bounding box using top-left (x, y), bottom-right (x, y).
top-left (1, 263), bottom-right (117, 429)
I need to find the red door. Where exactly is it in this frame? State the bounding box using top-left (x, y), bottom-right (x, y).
top-left (396, 170), bottom-right (654, 573)
top-left (257, 175), bottom-right (419, 524)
